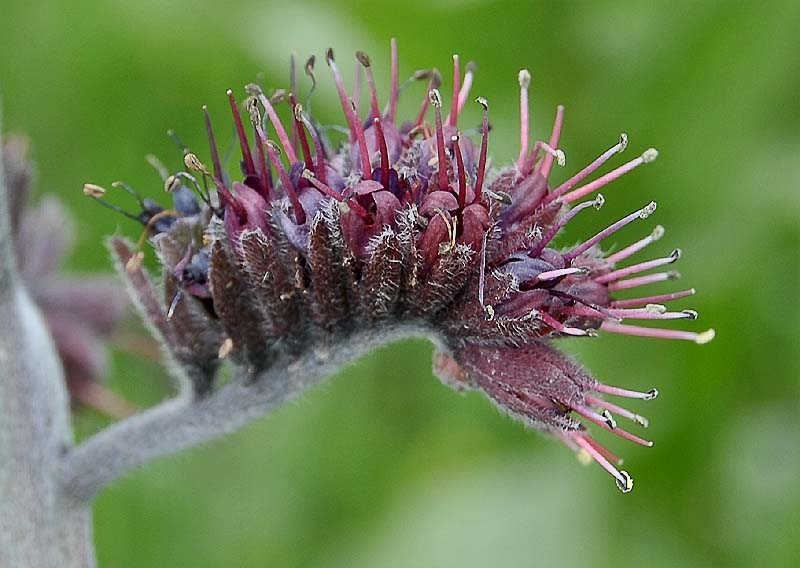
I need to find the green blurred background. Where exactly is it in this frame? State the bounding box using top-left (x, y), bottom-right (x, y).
top-left (2, 1), bottom-right (799, 566)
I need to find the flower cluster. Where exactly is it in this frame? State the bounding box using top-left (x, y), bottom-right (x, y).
top-left (88, 41), bottom-right (713, 491)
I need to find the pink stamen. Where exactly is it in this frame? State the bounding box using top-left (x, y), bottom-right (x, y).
top-left (289, 94), bottom-right (314, 170)
top-left (586, 395), bottom-right (649, 428)
top-left (202, 105), bottom-right (223, 181)
top-left (539, 105), bottom-right (565, 179)
top-left (226, 89), bottom-right (256, 176)
top-left (536, 266), bottom-right (587, 282)
top-left (564, 201), bottom-right (657, 262)
top-left (570, 431), bottom-right (633, 492)
top-left (374, 118), bottom-right (390, 189)
top-left (536, 309), bottom-right (589, 336)
top-left (608, 270), bottom-right (678, 291)
top-left (451, 135), bottom-right (467, 207)
top-left (582, 434), bottom-right (624, 466)
top-left (302, 172), bottom-right (371, 220)
top-left (595, 249), bottom-right (681, 284)
top-left (252, 122), bottom-right (274, 200)
top-left (295, 110), bottom-right (327, 183)
top-left (601, 321), bottom-right (715, 344)
top-left (561, 148), bottom-right (659, 205)
top-left (387, 38), bottom-right (399, 123)
top-left (593, 382), bottom-right (658, 400)
top-left (356, 51), bottom-right (382, 120)
top-left (611, 288), bottom-right (696, 309)
top-left (545, 133), bottom-right (628, 204)
top-left (611, 308), bottom-right (698, 321)
top-left (257, 93), bottom-right (298, 165)
top-left (517, 69), bottom-right (531, 171)
top-left (430, 90), bottom-right (449, 191)
top-left (446, 54), bottom-right (461, 127)
top-left (529, 194), bottom-right (604, 256)
top-left (605, 224), bottom-right (664, 265)
top-left (473, 97), bottom-right (489, 204)
top-left (572, 404), bottom-right (653, 447)
top-left (264, 140), bottom-right (306, 225)
top-left (456, 61), bottom-right (476, 116)
top-left (326, 49), bottom-right (372, 177)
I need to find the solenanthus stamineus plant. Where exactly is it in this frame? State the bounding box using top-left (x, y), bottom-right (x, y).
top-left (0, 39), bottom-right (714, 567)
top-left (89, 41), bottom-right (713, 492)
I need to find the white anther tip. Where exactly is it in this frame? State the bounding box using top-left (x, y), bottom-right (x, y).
top-left (640, 201), bottom-right (658, 218)
top-left (518, 69), bottom-right (531, 88)
top-left (645, 388), bottom-right (659, 400)
top-left (642, 148), bottom-right (659, 163)
top-left (594, 194), bottom-right (605, 209)
top-left (651, 225), bottom-right (665, 240)
top-left (218, 338), bottom-right (234, 359)
top-left (635, 415), bottom-right (649, 428)
top-left (619, 133), bottom-right (629, 152)
top-left (476, 96), bottom-right (489, 110)
top-left (695, 328), bottom-right (716, 345)
top-left (645, 303), bottom-right (667, 314)
top-left (429, 88), bottom-right (443, 107)
top-left (670, 248), bottom-right (682, 261)
top-left (82, 183), bottom-right (106, 197)
top-left (601, 410), bottom-right (617, 429)
top-left (682, 309), bottom-right (699, 320)
top-left (576, 448), bottom-right (592, 466)
top-left (555, 149), bottom-right (566, 167)
top-left (616, 471), bottom-right (634, 493)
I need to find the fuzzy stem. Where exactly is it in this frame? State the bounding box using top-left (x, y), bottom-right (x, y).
top-left (60, 325), bottom-right (439, 502)
top-left (0, 120), bottom-right (96, 567)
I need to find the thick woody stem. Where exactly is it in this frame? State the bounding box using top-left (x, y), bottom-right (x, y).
top-left (60, 325), bottom-right (440, 502)
top-left (0, 120), bottom-right (96, 567)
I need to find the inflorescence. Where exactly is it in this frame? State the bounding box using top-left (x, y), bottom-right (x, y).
top-left (86, 40), bottom-right (714, 492)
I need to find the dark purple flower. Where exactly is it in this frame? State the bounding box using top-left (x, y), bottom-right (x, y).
top-left (2, 136), bottom-right (133, 417)
top-left (93, 41), bottom-right (714, 491)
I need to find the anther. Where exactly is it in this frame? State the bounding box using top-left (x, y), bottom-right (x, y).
top-left (218, 338), bottom-right (234, 359)
top-left (164, 175), bottom-right (181, 193)
top-left (640, 201), bottom-right (657, 218)
top-left (600, 409), bottom-right (617, 429)
top-left (83, 183), bottom-right (106, 197)
top-left (184, 153), bottom-right (210, 176)
top-left (642, 148), bottom-right (659, 163)
top-left (616, 470), bottom-right (634, 493)
top-left (619, 133), bottom-right (629, 152)
top-left (517, 69), bottom-right (531, 170)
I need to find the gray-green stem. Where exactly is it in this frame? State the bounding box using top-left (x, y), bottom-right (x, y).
top-left (0, 113), bottom-right (96, 567)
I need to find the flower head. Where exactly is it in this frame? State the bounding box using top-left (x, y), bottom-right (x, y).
top-left (2, 136), bottom-right (133, 416)
top-left (91, 40), bottom-right (713, 491)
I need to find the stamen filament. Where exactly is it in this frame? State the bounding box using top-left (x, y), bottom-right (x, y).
top-left (601, 321), bottom-right (715, 344)
top-left (257, 94), bottom-right (299, 164)
top-left (570, 431), bottom-right (633, 493)
top-left (517, 69), bottom-right (531, 171)
top-left (530, 194), bottom-right (604, 256)
top-left (451, 135), bottom-right (467, 207)
top-left (456, 61), bottom-right (476, 116)
top-left (446, 54), bottom-right (461, 127)
top-left (560, 148), bottom-right (659, 205)
top-left (374, 118), bottom-right (391, 189)
top-left (607, 270), bottom-right (678, 291)
top-left (586, 395), bottom-right (649, 428)
top-left (264, 140), bottom-right (306, 225)
top-left (595, 249), bottom-right (681, 284)
top-left (604, 224), bottom-right (664, 265)
top-left (430, 89), bottom-right (449, 191)
top-left (593, 383), bottom-right (659, 400)
top-left (227, 89), bottom-right (257, 176)
top-left (539, 105), bottom-right (565, 179)
top-left (610, 288), bottom-right (696, 308)
top-left (326, 49), bottom-right (372, 177)
top-left (545, 134), bottom-right (628, 204)
top-left (564, 201), bottom-right (657, 262)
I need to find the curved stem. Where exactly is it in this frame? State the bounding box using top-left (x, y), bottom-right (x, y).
top-left (60, 325), bottom-right (439, 502)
